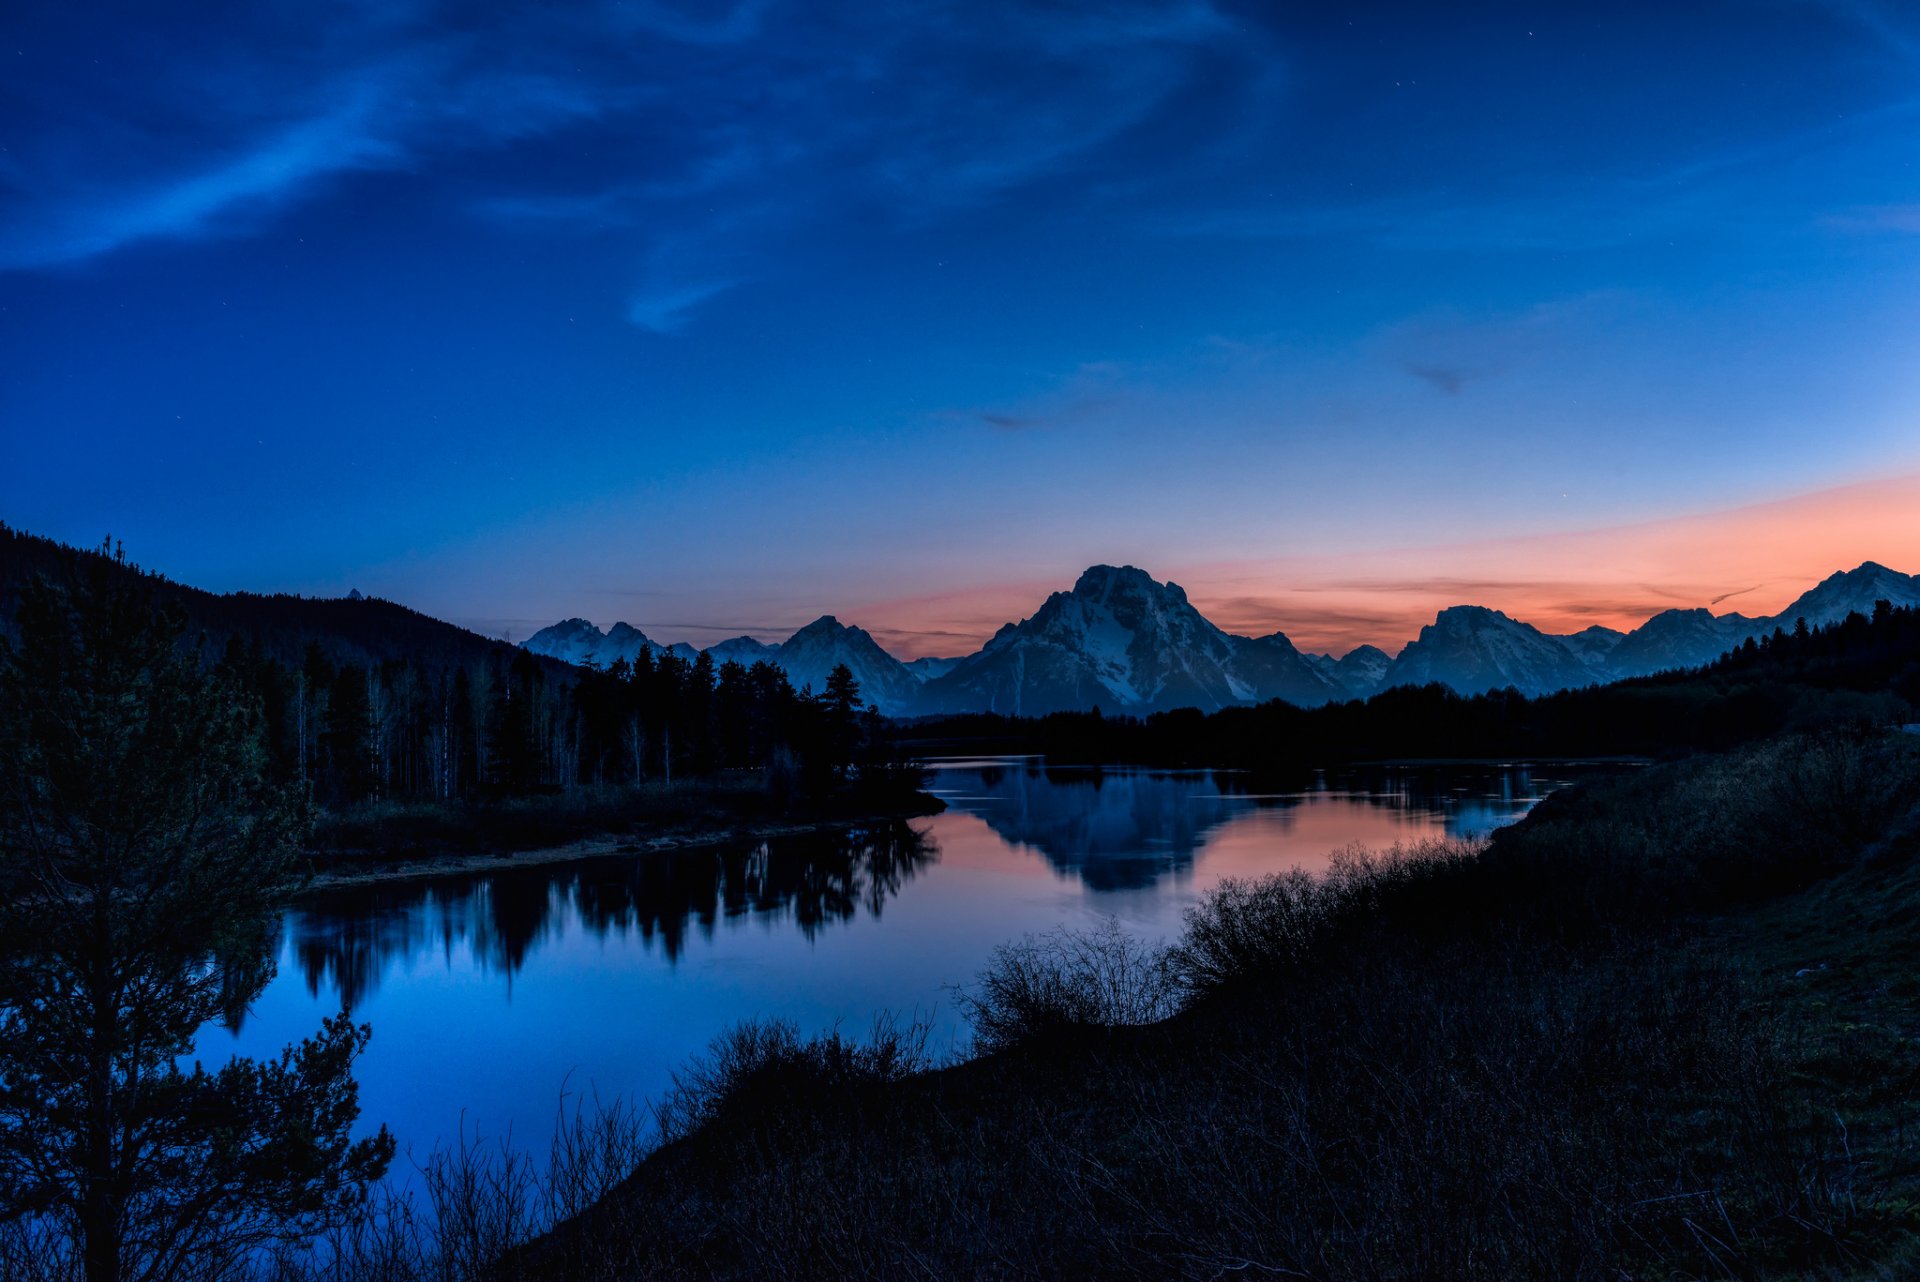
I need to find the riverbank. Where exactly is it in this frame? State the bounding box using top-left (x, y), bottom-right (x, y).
top-left (502, 729), bottom-right (1920, 1281)
top-left (300, 809), bottom-right (943, 890)
top-left (300, 776), bottom-right (945, 890)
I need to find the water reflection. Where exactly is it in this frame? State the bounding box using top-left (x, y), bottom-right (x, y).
top-left (205, 756), bottom-right (1617, 1190)
top-left (934, 760), bottom-right (1570, 890)
top-left (290, 822), bottom-right (937, 1010)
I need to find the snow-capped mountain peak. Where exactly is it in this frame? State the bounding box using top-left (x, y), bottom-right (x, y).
top-left (905, 655), bottom-right (960, 683)
top-left (522, 618), bottom-right (695, 668)
top-left (1383, 605), bottom-right (1596, 697)
top-left (919, 564), bottom-right (1339, 715)
top-left (1306, 644), bottom-right (1393, 699)
top-left (705, 635), bottom-right (778, 667)
top-left (770, 615), bottom-right (919, 714)
top-left (1775, 562), bottom-right (1920, 628)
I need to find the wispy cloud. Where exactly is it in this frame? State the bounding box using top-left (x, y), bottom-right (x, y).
top-left (1403, 364), bottom-right (1469, 395)
top-left (1797, 0), bottom-right (1920, 60)
top-left (626, 279), bottom-right (738, 333)
top-left (0, 27), bottom-right (624, 270)
top-left (945, 362), bottom-right (1128, 433)
top-left (609, 0), bottom-right (775, 45)
top-left (0, 0), bottom-right (1272, 322)
top-left (1822, 203), bottom-right (1920, 234)
top-left (0, 88), bottom-right (394, 269)
top-left (1377, 294), bottom-right (1631, 396)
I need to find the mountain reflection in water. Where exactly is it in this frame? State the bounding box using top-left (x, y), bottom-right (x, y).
top-left (938, 760), bottom-right (1561, 891)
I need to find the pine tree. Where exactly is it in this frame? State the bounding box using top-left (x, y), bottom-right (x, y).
top-left (0, 548), bottom-right (392, 1281)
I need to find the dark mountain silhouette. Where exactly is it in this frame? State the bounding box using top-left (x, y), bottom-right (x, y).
top-left (914, 566), bottom-right (1340, 716)
top-left (0, 523), bottom-right (567, 678)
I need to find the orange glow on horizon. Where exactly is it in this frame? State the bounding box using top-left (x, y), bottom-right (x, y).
top-left (859, 474), bottom-right (1920, 659)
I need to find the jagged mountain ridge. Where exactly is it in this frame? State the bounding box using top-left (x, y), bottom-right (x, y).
top-left (1383, 606), bottom-right (1602, 698)
top-left (523, 561), bottom-right (1920, 713)
top-left (773, 616), bottom-right (921, 714)
top-left (1383, 562), bottom-right (1920, 697)
top-left (521, 619), bottom-right (700, 668)
top-left (524, 614), bottom-right (924, 714)
top-left (1306, 644), bottom-right (1392, 700)
top-left (915, 566), bottom-right (1341, 716)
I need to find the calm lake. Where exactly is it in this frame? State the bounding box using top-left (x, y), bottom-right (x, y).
top-left (202, 758), bottom-right (1609, 1170)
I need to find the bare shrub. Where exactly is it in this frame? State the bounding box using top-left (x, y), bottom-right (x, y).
top-left (249, 1088), bottom-right (654, 1282)
top-left (654, 1013), bottom-right (933, 1143)
top-left (543, 1086), bottom-right (652, 1226)
top-left (417, 1123), bottom-right (540, 1282)
top-left (959, 917), bottom-right (1180, 1054)
top-left (1760, 729), bottom-right (1920, 862)
top-left (1170, 838), bottom-right (1482, 994)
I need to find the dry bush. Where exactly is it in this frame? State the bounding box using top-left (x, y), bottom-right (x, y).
top-left (1169, 838), bottom-right (1481, 994)
top-left (958, 917), bottom-right (1180, 1054)
top-left (654, 1013), bottom-right (934, 1144)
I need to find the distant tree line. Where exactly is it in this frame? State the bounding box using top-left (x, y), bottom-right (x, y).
top-left (907, 601), bottom-right (1920, 769)
top-left (217, 638), bottom-right (890, 808)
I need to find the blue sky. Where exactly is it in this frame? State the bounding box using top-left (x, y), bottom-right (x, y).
top-left (4, 0), bottom-right (1919, 654)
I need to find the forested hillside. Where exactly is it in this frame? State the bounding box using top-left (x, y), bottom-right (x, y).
top-left (0, 527), bottom-right (905, 815)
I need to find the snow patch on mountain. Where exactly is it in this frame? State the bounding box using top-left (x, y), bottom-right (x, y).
top-left (522, 619), bottom-right (696, 667)
top-left (705, 636), bottom-right (779, 667)
top-left (1774, 562), bottom-right (1920, 629)
top-left (1384, 606), bottom-right (1597, 697)
top-left (920, 566), bottom-right (1340, 715)
top-left (1307, 644), bottom-right (1394, 700)
top-left (905, 656), bottom-right (961, 682)
top-left (773, 616), bottom-right (920, 714)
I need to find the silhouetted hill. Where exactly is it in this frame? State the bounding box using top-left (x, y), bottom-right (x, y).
top-left (0, 523), bottom-right (567, 678)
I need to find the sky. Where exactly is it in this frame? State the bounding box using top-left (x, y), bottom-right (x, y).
top-left (4, 0), bottom-right (1919, 658)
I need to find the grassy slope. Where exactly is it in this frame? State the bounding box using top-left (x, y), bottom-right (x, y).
top-left (513, 732), bottom-right (1920, 1282)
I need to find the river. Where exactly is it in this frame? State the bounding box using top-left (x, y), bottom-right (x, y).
top-left (201, 758), bottom-right (1611, 1170)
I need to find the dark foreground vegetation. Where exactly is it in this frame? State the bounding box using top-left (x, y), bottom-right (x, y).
top-left (194, 727), bottom-right (1919, 1281)
top-left (908, 597), bottom-right (1920, 769)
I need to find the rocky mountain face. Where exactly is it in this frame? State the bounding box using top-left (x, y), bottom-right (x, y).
top-left (521, 619), bottom-right (698, 667)
top-left (905, 656), bottom-right (960, 682)
top-left (1560, 625), bottom-right (1628, 672)
top-left (1306, 645), bottom-right (1393, 700)
top-left (772, 616), bottom-right (920, 714)
top-left (1381, 606), bottom-right (1599, 698)
top-left (527, 615), bottom-right (922, 714)
top-left (704, 635), bottom-right (779, 667)
top-left (1774, 562), bottom-right (1920, 628)
top-left (1602, 609), bottom-right (1757, 681)
top-left (915, 566), bottom-right (1341, 716)
top-left (1372, 563), bottom-right (1920, 697)
top-left (524, 561), bottom-right (1920, 714)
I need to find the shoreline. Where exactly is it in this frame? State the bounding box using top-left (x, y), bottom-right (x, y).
top-left (297, 801), bottom-right (945, 893)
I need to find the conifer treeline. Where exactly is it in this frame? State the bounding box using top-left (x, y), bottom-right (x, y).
top-left (214, 636), bottom-right (884, 807)
top-left (2, 528), bottom-right (899, 809)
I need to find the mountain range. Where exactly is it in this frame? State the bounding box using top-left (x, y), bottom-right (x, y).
top-left (524, 561), bottom-right (1920, 716)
